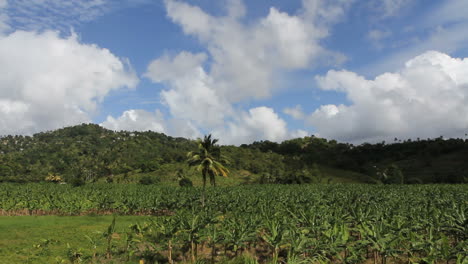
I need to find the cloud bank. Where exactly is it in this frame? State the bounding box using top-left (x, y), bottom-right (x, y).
top-left (308, 51), bottom-right (468, 143)
top-left (0, 30), bottom-right (138, 135)
top-left (126, 0), bottom-right (353, 144)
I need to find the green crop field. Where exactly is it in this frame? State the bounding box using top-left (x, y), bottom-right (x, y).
top-left (0, 183), bottom-right (467, 264)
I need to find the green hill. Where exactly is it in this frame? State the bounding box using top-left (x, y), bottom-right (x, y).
top-left (0, 124), bottom-right (466, 184)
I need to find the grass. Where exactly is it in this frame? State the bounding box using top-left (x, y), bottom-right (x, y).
top-left (0, 215), bottom-right (151, 264)
top-left (318, 165), bottom-right (373, 183)
top-left (0, 215), bottom-right (260, 263)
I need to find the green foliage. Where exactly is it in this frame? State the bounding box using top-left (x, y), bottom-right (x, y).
top-left (0, 184), bottom-right (467, 263)
top-left (178, 178), bottom-right (193, 187)
top-left (0, 123), bottom-right (466, 184)
top-left (139, 175), bottom-right (157, 185)
top-left (382, 164), bottom-right (405, 184)
top-left (187, 134), bottom-right (230, 188)
top-left (69, 177), bottom-right (85, 187)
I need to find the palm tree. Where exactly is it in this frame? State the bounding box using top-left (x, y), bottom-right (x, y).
top-left (187, 134), bottom-right (229, 205)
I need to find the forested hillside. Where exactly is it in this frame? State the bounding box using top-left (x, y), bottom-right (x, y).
top-left (0, 124), bottom-right (466, 184)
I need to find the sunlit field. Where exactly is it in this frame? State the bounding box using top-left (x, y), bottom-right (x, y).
top-left (0, 184), bottom-right (466, 263)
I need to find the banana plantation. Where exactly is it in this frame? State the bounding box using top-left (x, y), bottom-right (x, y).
top-left (0, 183), bottom-right (466, 263)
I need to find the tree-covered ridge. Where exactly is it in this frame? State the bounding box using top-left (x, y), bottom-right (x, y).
top-left (246, 136), bottom-right (468, 183)
top-left (0, 123), bottom-right (467, 184)
top-left (0, 124), bottom-right (194, 182)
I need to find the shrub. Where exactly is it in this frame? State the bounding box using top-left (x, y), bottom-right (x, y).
top-left (69, 177), bottom-right (85, 187)
top-left (179, 178), bottom-right (193, 187)
top-left (139, 176), bottom-right (156, 185)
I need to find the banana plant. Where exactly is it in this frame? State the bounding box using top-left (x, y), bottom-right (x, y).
top-left (102, 216), bottom-right (116, 259)
top-left (260, 218), bottom-right (287, 263)
top-left (221, 217), bottom-right (256, 256)
top-left (153, 216), bottom-right (180, 264)
top-left (177, 210), bottom-right (211, 263)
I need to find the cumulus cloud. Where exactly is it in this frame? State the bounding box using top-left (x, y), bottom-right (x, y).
top-left (214, 107), bottom-right (308, 145)
top-left (142, 0), bottom-right (346, 144)
top-left (363, 0), bottom-right (468, 76)
top-left (0, 30), bottom-right (138, 135)
top-left (161, 0), bottom-right (351, 101)
top-left (283, 105), bottom-right (306, 120)
top-left (101, 109), bottom-right (201, 139)
top-left (101, 109), bottom-right (165, 133)
top-left (308, 51), bottom-right (468, 143)
top-left (163, 0), bottom-right (348, 102)
top-left (145, 52), bottom-right (231, 128)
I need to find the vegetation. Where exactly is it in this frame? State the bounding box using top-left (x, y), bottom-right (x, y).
top-left (0, 215), bottom-right (150, 264)
top-left (0, 124), bottom-right (466, 184)
top-left (0, 125), bottom-right (467, 263)
top-left (187, 134), bottom-right (229, 205)
top-left (0, 184), bottom-right (466, 263)
top-left (187, 134), bottom-right (229, 188)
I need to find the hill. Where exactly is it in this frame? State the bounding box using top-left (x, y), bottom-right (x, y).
top-left (0, 124), bottom-right (466, 184)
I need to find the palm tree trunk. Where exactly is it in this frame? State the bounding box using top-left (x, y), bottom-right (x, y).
top-left (202, 170), bottom-right (207, 207)
top-left (209, 171), bottom-right (216, 187)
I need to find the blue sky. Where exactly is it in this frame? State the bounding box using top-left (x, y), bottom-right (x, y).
top-left (0, 0), bottom-right (468, 144)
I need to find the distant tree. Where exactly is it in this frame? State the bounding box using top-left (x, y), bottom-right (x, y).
top-left (376, 164), bottom-right (405, 184)
top-left (139, 175), bottom-right (157, 185)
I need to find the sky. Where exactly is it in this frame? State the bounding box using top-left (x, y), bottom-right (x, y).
top-left (0, 0), bottom-right (468, 145)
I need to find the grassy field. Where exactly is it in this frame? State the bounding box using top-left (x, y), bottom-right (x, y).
top-left (0, 215), bottom-right (151, 264)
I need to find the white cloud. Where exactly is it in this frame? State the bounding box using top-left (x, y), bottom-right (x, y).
top-left (101, 109), bottom-right (165, 133)
top-left (364, 24), bottom-right (468, 76)
top-left (162, 0), bottom-right (348, 102)
top-left (0, 30), bottom-right (138, 135)
top-left (214, 107), bottom-right (307, 145)
top-left (309, 51), bottom-right (468, 143)
top-left (283, 105), bottom-right (305, 120)
top-left (145, 52), bottom-right (231, 128)
top-left (167, 118), bottom-right (202, 139)
top-left (362, 0), bottom-right (468, 76)
top-left (142, 0), bottom-right (347, 144)
top-left (101, 109), bottom-right (201, 139)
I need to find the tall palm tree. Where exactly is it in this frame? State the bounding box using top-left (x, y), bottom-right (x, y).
top-left (187, 134), bottom-right (229, 204)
